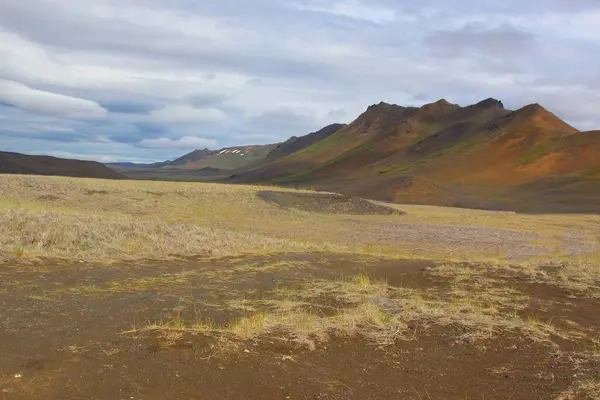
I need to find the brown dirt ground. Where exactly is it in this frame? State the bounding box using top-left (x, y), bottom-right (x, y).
top-left (1, 254), bottom-right (599, 400)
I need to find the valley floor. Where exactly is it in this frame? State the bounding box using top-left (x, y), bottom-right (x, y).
top-left (0, 175), bottom-right (599, 399)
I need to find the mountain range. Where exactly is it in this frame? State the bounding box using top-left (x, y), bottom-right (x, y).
top-left (2, 97), bottom-right (599, 213)
top-left (112, 98), bottom-right (600, 213)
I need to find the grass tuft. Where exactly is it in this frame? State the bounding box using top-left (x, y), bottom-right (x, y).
top-left (228, 312), bottom-right (267, 339)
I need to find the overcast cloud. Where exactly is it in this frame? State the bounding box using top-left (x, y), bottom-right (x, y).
top-left (1, 0), bottom-right (599, 162)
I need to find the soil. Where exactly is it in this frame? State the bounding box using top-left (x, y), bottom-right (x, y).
top-left (1, 254), bottom-right (598, 399)
top-left (258, 191), bottom-right (405, 216)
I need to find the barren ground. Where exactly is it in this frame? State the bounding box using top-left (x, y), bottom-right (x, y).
top-left (0, 175), bottom-right (599, 399)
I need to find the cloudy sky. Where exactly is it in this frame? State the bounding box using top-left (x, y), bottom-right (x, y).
top-left (1, 0), bottom-right (599, 162)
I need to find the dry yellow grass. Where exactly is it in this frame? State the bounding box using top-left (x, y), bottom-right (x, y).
top-left (2, 175), bottom-right (599, 344)
top-left (126, 272), bottom-right (579, 349)
top-left (431, 258), bottom-right (600, 299)
top-left (556, 379), bottom-right (600, 400)
top-left (2, 174), bottom-right (598, 397)
top-left (1, 174), bottom-right (598, 264)
top-left (520, 257), bottom-right (600, 298)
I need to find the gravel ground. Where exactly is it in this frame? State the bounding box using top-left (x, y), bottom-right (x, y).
top-left (339, 218), bottom-right (555, 260)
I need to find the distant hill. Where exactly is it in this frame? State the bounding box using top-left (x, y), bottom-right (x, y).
top-left (114, 125), bottom-right (348, 180)
top-left (106, 161), bottom-right (171, 168)
top-left (261, 123), bottom-right (346, 164)
top-left (169, 149), bottom-right (213, 166)
top-left (112, 144), bottom-right (278, 181)
top-left (169, 145), bottom-right (278, 170)
top-left (0, 151), bottom-right (124, 179)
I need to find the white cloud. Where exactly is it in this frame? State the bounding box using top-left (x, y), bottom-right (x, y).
top-left (41, 150), bottom-right (153, 163)
top-left (526, 86), bottom-right (600, 130)
top-left (0, 30), bottom-right (248, 103)
top-left (149, 105), bottom-right (227, 124)
top-left (0, 80), bottom-right (106, 118)
top-left (138, 136), bottom-right (217, 149)
top-left (511, 10), bottom-right (600, 41)
top-left (17, 124), bottom-right (75, 133)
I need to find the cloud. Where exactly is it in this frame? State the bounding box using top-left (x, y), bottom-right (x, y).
top-left (100, 100), bottom-right (156, 114)
top-left (412, 93), bottom-right (428, 101)
top-left (40, 150), bottom-right (149, 163)
top-left (1, 0), bottom-right (600, 162)
top-left (149, 105), bottom-right (227, 124)
top-left (138, 136), bottom-right (218, 149)
top-left (248, 108), bottom-right (325, 136)
top-left (327, 108), bottom-right (347, 120)
top-left (425, 23), bottom-right (536, 59)
top-left (134, 122), bottom-right (168, 135)
top-left (0, 80), bottom-right (107, 118)
top-left (9, 123), bottom-right (75, 134)
top-left (527, 87), bottom-right (600, 130)
top-left (187, 93), bottom-right (227, 108)
top-left (296, 0), bottom-right (396, 24)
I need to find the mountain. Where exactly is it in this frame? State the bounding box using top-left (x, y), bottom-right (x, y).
top-left (168, 144), bottom-right (277, 170)
top-left (112, 144), bottom-right (279, 181)
top-left (261, 123), bottom-right (346, 164)
top-left (169, 148), bottom-right (213, 166)
top-left (109, 97), bottom-right (600, 213)
top-left (114, 125), bottom-right (345, 181)
top-left (0, 151), bottom-right (125, 180)
top-left (226, 99), bottom-right (600, 212)
top-left (229, 98), bottom-right (509, 185)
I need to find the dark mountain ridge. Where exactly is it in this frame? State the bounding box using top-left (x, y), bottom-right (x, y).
top-left (0, 151), bottom-right (124, 179)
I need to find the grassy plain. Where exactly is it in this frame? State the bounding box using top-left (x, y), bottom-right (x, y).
top-left (1, 174), bottom-right (598, 263)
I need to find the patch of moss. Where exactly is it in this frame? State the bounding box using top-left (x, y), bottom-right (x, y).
top-left (381, 133), bottom-right (489, 176)
top-left (409, 123), bottom-right (441, 145)
top-left (581, 165), bottom-right (600, 181)
top-left (294, 128), bottom-right (352, 156)
top-left (517, 140), bottom-right (561, 165)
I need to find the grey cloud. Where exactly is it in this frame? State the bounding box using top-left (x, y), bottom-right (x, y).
top-left (0, 101), bottom-right (17, 109)
top-left (425, 23), bottom-right (536, 59)
top-left (0, 0), bottom-right (341, 84)
top-left (0, 80), bottom-right (107, 118)
top-left (149, 106), bottom-right (226, 124)
top-left (248, 108), bottom-right (323, 136)
top-left (100, 101), bottom-right (157, 114)
top-left (108, 131), bottom-right (154, 144)
top-left (367, 0), bottom-right (600, 15)
top-left (187, 93), bottom-right (227, 108)
top-left (137, 136), bottom-right (217, 150)
top-left (327, 109), bottom-right (347, 120)
top-left (246, 78), bottom-right (264, 86)
top-left (134, 122), bottom-right (168, 135)
top-left (0, 129), bottom-right (81, 143)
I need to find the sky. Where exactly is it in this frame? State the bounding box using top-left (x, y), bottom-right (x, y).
top-left (1, 0), bottom-right (599, 163)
